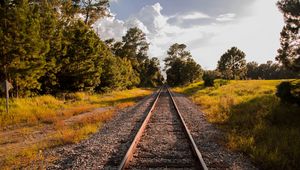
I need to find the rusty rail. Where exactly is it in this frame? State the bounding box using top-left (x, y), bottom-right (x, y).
top-left (118, 87), bottom-right (162, 170)
top-left (167, 87), bottom-right (208, 170)
top-left (118, 86), bottom-right (208, 170)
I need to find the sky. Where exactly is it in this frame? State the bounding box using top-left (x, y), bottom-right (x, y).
top-left (93, 0), bottom-right (284, 69)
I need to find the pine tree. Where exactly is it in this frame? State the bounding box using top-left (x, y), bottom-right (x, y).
top-left (57, 20), bottom-right (103, 92)
top-left (38, 0), bottom-right (64, 94)
top-left (140, 57), bottom-right (164, 87)
top-left (0, 0), bottom-right (48, 96)
top-left (276, 0), bottom-right (300, 72)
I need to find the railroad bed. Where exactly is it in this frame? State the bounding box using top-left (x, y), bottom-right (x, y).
top-left (119, 87), bottom-right (207, 170)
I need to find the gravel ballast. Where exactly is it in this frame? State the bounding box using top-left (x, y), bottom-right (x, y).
top-left (46, 89), bottom-right (257, 170)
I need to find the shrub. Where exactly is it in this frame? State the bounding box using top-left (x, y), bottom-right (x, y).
top-left (203, 71), bottom-right (218, 87)
top-left (276, 81), bottom-right (299, 105)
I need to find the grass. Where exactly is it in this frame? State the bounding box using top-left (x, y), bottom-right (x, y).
top-left (0, 88), bottom-right (153, 169)
top-left (174, 80), bottom-right (300, 170)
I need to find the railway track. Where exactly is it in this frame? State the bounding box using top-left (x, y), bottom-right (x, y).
top-left (118, 86), bottom-right (207, 170)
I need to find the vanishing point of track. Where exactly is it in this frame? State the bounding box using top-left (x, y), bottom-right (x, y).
top-left (118, 86), bottom-right (208, 170)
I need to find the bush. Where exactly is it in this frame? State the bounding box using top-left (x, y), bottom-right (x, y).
top-left (276, 81), bottom-right (300, 105)
top-left (203, 71), bottom-right (217, 87)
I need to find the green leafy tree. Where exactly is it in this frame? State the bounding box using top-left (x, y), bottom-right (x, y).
top-left (38, 0), bottom-right (65, 94)
top-left (120, 27), bottom-right (149, 67)
top-left (246, 60), bottom-right (299, 80)
top-left (217, 47), bottom-right (247, 80)
top-left (246, 61), bottom-right (260, 79)
top-left (0, 0), bottom-right (48, 96)
top-left (164, 43), bottom-right (203, 86)
top-left (107, 27), bottom-right (150, 87)
top-left (276, 0), bottom-right (300, 72)
top-left (140, 57), bottom-right (164, 87)
top-left (203, 70), bottom-right (219, 87)
top-left (56, 20), bottom-right (103, 92)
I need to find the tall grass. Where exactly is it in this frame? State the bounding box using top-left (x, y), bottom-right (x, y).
top-left (175, 80), bottom-right (300, 169)
top-left (0, 88), bottom-right (152, 129)
top-left (0, 88), bottom-right (153, 169)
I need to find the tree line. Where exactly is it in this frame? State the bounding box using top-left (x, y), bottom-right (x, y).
top-left (0, 0), bottom-right (299, 98)
top-left (0, 0), bottom-right (163, 97)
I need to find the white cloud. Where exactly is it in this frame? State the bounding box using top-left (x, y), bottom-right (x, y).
top-left (131, 3), bottom-right (168, 35)
top-left (94, 0), bottom-right (284, 69)
top-left (93, 14), bottom-right (127, 41)
top-left (216, 13), bottom-right (236, 22)
top-left (181, 12), bottom-right (210, 20)
top-left (109, 0), bottom-right (119, 3)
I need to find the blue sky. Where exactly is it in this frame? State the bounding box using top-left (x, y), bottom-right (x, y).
top-left (94, 0), bottom-right (284, 69)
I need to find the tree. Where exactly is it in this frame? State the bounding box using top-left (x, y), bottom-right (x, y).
top-left (164, 43), bottom-right (203, 86)
top-left (0, 0), bottom-right (48, 96)
top-left (59, 0), bottom-right (109, 26)
top-left (108, 27), bottom-right (150, 87)
top-left (140, 57), bottom-right (164, 87)
top-left (276, 0), bottom-right (300, 72)
top-left (56, 20), bottom-right (103, 92)
top-left (97, 54), bottom-right (139, 92)
top-left (203, 70), bottom-right (219, 87)
top-left (120, 27), bottom-right (149, 65)
top-left (246, 61), bottom-right (259, 79)
top-left (76, 0), bottom-right (109, 26)
top-left (246, 60), bottom-right (299, 80)
top-left (38, 0), bottom-right (65, 94)
top-left (217, 47), bottom-right (247, 80)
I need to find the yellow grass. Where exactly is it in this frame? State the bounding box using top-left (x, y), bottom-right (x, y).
top-left (174, 80), bottom-right (300, 169)
top-left (0, 88), bottom-right (153, 169)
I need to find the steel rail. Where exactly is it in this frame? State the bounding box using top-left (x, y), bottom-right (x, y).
top-left (118, 87), bottom-right (163, 170)
top-left (166, 87), bottom-right (208, 170)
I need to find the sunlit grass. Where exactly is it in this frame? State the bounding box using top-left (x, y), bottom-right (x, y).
top-left (0, 88), bottom-right (153, 169)
top-left (175, 80), bottom-right (300, 169)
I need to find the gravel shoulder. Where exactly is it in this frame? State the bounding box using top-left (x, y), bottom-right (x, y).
top-left (172, 92), bottom-right (258, 170)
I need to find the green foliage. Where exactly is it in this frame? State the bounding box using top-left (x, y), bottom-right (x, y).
top-left (140, 58), bottom-right (164, 87)
top-left (104, 28), bottom-right (162, 88)
top-left (276, 0), bottom-right (300, 72)
top-left (276, 80), bottom-right (300, 105)
top-left (164, 43), bottom-right (203, 86)
top-left (203, 71), bottom-right (218, 87)
top-left (0, 0), bottom-right (48, 96)
top-left (117, 27), bottom-right (149, 72)
top-left (97, 55), bottom-right (140, 92)
top-left (57, 20), bottom-right (103, 92)
top-left (0, 1), bottom-right (160, 96)
top-left (276, 81), bottom-right (294, 103)
top-left (38, 1), bottom-right (65, 94)
top-left (217, 47), bottom-right (247, 80)
top-left (246, 60), bottom-right (299, 79)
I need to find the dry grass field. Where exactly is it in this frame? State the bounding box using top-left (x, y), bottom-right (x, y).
top-left (174, 80), bottom-right (300, 169)
top-left (0, 88), bottom-right (153, 169)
